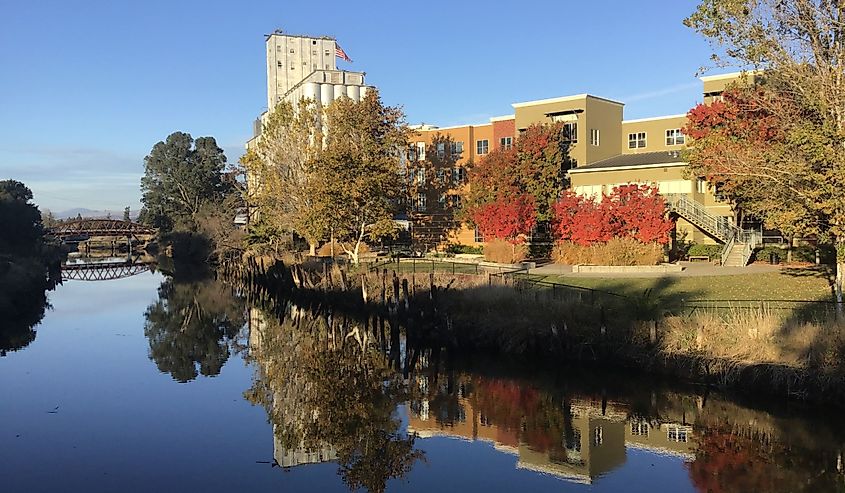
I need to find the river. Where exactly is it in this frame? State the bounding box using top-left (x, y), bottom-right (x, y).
top-left (1, 268), bottom-right (844, 492)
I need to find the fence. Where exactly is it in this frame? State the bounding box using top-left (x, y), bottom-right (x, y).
top-left (365, 256), bottom-right (526, 276)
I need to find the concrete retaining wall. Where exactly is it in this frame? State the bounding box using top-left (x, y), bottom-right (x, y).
top-left (571, 264), bottom-right (683, 273)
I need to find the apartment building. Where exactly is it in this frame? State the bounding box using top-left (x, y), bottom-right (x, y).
top-left (410, 72), bottom-right (756, 249)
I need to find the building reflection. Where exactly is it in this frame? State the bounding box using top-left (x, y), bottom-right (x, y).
top-left (244, 303), bottom-right (845, 492)
top-left (407, 373), bottom-right (697, 485)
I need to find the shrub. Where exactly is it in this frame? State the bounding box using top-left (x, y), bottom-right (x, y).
top-left (484, 238), bottom-right (528, 264)
top-left (753, 245), bottom-right (786, 264)
top-left (552, 237), bottom-right (664, 266)
top-left (687, 244), bottom-right (723, 260)
top-left (446, 244), bottom-right (483, 255)
top-left (794, 245), bottom-right (835, 264)
top-left (317, 240), bottom-right (370, 258)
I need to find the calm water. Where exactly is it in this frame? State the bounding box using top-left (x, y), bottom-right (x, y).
top-left (2, 269), bottom-right (845, 492)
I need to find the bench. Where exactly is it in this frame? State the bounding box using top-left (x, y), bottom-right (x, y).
top-left (688, 255), bottom-right (710, 262)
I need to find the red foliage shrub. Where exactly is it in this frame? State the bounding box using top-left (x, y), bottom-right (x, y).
top-left (551, 185), bottom-right (673, 245)
top-left (472, 194), bottom-right (536, 244)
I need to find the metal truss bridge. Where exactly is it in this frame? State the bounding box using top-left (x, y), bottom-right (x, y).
top-left (61, 260), bottom-right (154, 281)
top-left (50, 219), bottom-right (157, 241)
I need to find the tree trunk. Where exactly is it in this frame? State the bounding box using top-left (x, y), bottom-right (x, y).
top-left (787, 234), bottom-right (794, 264)
top-left (309, 242), bottom-right (317, 256)
top-left (836, 239), bottom-right (844, 318)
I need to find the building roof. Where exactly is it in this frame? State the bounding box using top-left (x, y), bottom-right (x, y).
top-left (511, 94), bottom-right (624, 108)
top-left (568, 151), bottom-right (686, 173)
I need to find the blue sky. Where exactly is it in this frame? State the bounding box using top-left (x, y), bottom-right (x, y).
top-left (0, 0), bottom-right (716, 214)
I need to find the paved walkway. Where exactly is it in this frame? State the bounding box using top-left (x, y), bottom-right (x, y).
top-left (529, 261), bottom-right (784, 278)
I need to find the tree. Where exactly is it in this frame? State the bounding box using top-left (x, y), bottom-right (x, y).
top-left (685, 0), bottom-right (845, 312)
top-left (0, 180), bottom-right (65, 354)
top-left (471, 194), bottom-right (536, 244)
top-left (143, 276), bottom-right (245, 382)
top-left (312, 90), bottom-right (408, 265)
top-left (241, 99), bottom-right (325, 255)
top-left (464, 123), bottom-right (570, 226)
top-left (139, 131), bottom-right (234, 233)
top-left (123, 206), bottom-right (130, 222)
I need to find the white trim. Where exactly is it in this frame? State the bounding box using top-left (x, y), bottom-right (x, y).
top-left (699, 70), bottom-right (761, 82)
top-left (622, 114), bottom-right (687, 124)
top-left (412, 122), bottom-right (491, 132)
top-left (489, 114), bottom-right (514, 122)
top-left (568, 161), bottom-right (687, 174)
top-left (511, 93), bottom-right (624, 108)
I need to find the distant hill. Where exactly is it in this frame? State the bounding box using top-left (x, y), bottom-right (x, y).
top-left (54, 208), bottom-right (140, 220)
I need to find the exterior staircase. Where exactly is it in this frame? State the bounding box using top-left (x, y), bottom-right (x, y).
top-left (664, 194), bottom-right (761, 267)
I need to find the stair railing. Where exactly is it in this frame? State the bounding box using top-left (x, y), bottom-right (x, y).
top-left (720, 232), bottom-right (736, 266)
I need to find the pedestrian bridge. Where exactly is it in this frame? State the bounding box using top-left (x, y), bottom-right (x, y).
top-left (50, 219), bottom-right (156, 241)
top-left (61, 259), bottom-right (154, 281)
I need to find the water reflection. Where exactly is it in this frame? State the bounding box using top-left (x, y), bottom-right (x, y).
top-left (143, 275), bottom-right (246, 382)
top-left (241, 293), bottom-right (845, 492)
top-left (246, 305), bottom-right (424, 492)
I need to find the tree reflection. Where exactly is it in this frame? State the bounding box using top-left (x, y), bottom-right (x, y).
top-left (0, 180), bottom-right (64, 355)
top-left (143, 276), bottom-right (246, 382)
top-left (245, 307), bottom-right (424, 492)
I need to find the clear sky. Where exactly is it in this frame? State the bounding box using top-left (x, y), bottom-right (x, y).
top-left (0, 0), bottom-right (717, 214)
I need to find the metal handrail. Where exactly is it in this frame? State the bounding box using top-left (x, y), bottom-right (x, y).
top-left (720, 232), bottom-right (736, 266)
top-left (665, 194), bottom-right (738, 242)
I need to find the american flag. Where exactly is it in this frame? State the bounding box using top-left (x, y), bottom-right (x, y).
top-left (335, 43), bottom-right (352, 62)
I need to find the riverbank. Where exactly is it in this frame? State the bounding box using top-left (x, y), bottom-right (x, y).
top-left (223, 258), bottom-right (845, 407)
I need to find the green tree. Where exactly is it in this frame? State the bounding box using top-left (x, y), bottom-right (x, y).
top-left (685, 1), bottom-right (845, 313)
top-left (139, 131), bottom-right (234, 233)
top-left (0, 180), bottom-right (65, 354)
top-left (123, 206), bottom-right (130, 222)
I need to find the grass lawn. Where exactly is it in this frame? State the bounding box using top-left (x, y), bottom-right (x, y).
top-left (525, 268), bottom-right (835, 303)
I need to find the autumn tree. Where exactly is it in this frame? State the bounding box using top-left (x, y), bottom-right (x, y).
top-left (312, 90), bottom-right (409, 265)
top-left (241, 99), bottom-right (324, 255)
top-left (464, 123), bottom-right (570, 226)
top-left (472, 194), bottom-right (537, 244)
top-left (685, 0), bottom-right (845, 312)
top-left (403, 134), bottom-right (464, 249)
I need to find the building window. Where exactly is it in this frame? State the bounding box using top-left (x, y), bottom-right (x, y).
top-left (667, 426), bottom-right (689, 443)
top-left (290, 63), bottom-right (295, 70)
top-left (631, 421), bottom-right (649, 436)
top-left (276, 46), bottom-right (281, 51)
top-left (325, 64), bottom-right (330, 69)
top-left (628, 132), bottom-right (647, 149)
top-left (277, 61), bottom-right (282, 68)
top-left (450, 141), bottom-right (464, 157)
top-left (500, 136), bottom-right (512, 150)
top-left (435, 168), bottom-right (445, 182)
top-left (666, 128), bottom-right (685, 146)
top-left (312, 50), bottom-right (317, 55)
top-left (312, 63), bottom-right (317, 70)
top-left (436, 142), bottom-right (446, 159)
top-left (594, 426), bottom-right (603, 446)
top-left (561, 122), bottom-right (578, 143)
top-left (476, 139), bottom-right (489, 155)
top-left (474, 226), bottom-right (484, 243)
top-left (325, 50), bottom-right (330, 56)
top-left (590, 128), bottom-right (600, 146)
top-left (408, 145), bottom-right (417, 162)
top-left (453, 167), bottom-right (466, 186)
top-left (449, 194), bottom-right (461, 208)
top-left (312, 40), bottom-right (317, 45)
top-left (415, 193), bottom-right (426, 211)
top-left (416, 167), bottom-right (426, 185)
top-left (415, 142), bottom-right (426, 161)
top-left (289, 48), bottom-right (295, 54)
